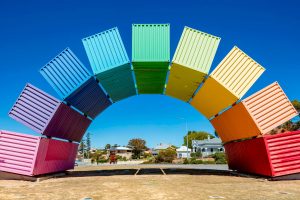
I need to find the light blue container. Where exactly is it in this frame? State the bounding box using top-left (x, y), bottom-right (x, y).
top-left (82, 27), bottom-right (136, 102)
top-left (40, 48), bottom-right (91, 99)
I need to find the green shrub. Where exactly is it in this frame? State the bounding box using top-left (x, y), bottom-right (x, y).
top-left (190, 151), bottom-right (202, 158)
top-left (155, 148), bottom-right (177, 163)
top-left (211, 152), bottom-right (227, 164)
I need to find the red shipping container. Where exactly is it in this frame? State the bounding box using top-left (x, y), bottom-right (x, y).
top-left (225, 131), bottom-right (300, 177)
top-left (0, 130), bottom-right (78, 176)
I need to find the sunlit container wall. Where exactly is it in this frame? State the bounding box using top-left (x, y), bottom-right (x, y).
top-left (40, 48), bottom-right (111, 118)
top-left (82, 28), bottom-right (136, 101)
top-left (211, 82), bottom-right (298, 143)
top-left (132, 24), bottom-right (170, 94)
top-left (190, 46), bottom-right (265, 119)
top-left (0, 130), bottom-right (78, 176)
top-left (40, 48), bottom-right (91, 99)
top-left (225, 131), bottom-right (300, 177)
top-left (8, 84), bottom-right (92, 142)
top-left (166, 27), bottom-right (220, 101)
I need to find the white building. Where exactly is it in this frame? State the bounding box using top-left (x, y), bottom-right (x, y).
top-left (192, 137), bottom-right (224, 157)
top-left (176, 146), bottom-right (191, 158)
top-left (109, 146), bottom-right (133, 159)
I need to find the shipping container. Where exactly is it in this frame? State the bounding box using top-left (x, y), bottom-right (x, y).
top-left (9, 84), bottom-right (92, 142)
top-left (132, 24), bottom-right (170, 94)
top-left (190, 77), bottom-right (239, 118)
top-left (190, 46), bottom-right (265, 119)
top-left (64, 77), bottom-right (112, 118)
top-left (96, 64), bottom-right (136, 101)
top-left (132, 24), bottom-right (170, 62)
top-left (40, 48), bottom-right (91, 99)
top-left (210, 46), bottom-right (265, 98)
top-left (40, 48), bottom-right (111, 118)
top-left (0, 130), bottom-right (77, 176)
top-left (166, 27), bottom-right (220, 101)
top-left (82, 28), bottom-right (136, 101)
top-left (82, 27), bottom-right (130, 74)
top-left (225, 131), bottom-right (300, 177)
top-left (211, 82), bottom-right (298, 143)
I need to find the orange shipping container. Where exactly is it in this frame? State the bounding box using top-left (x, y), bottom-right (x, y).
top-left (211, 82), bottom-right (298, 143)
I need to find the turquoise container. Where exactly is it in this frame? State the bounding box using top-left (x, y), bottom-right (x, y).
top-left (82, 27), bottom-right (136, 102)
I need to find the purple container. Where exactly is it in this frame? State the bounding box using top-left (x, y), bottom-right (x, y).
top-left (9, 84), bottom-right (92, 142)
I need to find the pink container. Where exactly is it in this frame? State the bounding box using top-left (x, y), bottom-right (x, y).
top-left (0, 130), bottom-right (78, 176)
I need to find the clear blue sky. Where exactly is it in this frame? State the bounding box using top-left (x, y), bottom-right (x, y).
top-left (0, 0), bottom-right (299, 148)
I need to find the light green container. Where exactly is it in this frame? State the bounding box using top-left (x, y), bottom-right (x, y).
top-left (132, 24), bottom-right (170, 94)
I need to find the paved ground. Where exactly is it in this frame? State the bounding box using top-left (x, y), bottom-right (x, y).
top-left (0, 165), bottom-right (300, 200)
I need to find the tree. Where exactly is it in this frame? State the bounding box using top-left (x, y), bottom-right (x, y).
top-left (183, 131), bottom-right (214, 149)
top-left (79, 139), bottom-right (86, 159)
top-left (86, 132), bottom-right (91, 158)
top-left (292, 100), bottom-right (300, 113)
top-left (105, 144), bottom-right (111, 150)
top-left (128, 138), bottom-right (147, 159)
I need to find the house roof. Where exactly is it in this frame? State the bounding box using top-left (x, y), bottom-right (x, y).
top-left (154, 143), bottom-right (171, 150)
top-left (192, 138), bottom-right (223, 147)
top-left (110, 146), bottom-right (132, 151)
top-left (176, 146), bottom-right (191, 152)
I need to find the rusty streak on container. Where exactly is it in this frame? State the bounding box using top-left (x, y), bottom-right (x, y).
top-left (8, 84), bottom-right (91, 142)
top-left (211, 82), bottom-right (298, 143)
top-left (0, 130), bottom-right (78, 176)
top-left (225, 131), bottom-right (300, 177)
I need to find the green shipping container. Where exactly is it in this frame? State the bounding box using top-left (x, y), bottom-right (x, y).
top-left (132, 24), bottom-right (170, 94)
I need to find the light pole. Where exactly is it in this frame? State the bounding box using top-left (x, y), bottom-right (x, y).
top-left (178, 117), bottom-right (189, 159)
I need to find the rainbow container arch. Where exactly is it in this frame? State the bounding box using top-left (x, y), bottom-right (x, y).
top-left (1, 24), bottom-right (299, 177)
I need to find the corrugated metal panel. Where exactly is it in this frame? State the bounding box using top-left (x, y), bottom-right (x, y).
top-left (165, 64), bottom-right (206, 102)
top-left (65, 77), bottom-right (112, 119)
top-left (225, 137), bottom-right (274, 177)
top-left (172, 26), bottom-right (220, 74)
top-left (40, 48), bottom-right (91, 99)
top-left (44, 103), bottom-right (92, 142)
top-left (210, 46), bottom-right (265, 98)
top-left (243, 82), bottom-right (298, 134)
top-left (0, 130), bottom-right (78, 176)
top-left (33, 138), bottom-right (78, 176)
top-left (96, 63), bottom-right (136, 101)
top-left (8, 84), bottom-right (60, 133)
top-left (211, 102), bottom-right (260, 143)
top-left (265, 131), bottom-right (300, 176)
top-left (82, 27), bottom-right (130, 74)
top-left (132, 24), bottom-right (170, 62)
top-left (0, 130), bottom-right (39, 176)
top-left (225, 131), bottom-right (300, 177)
top-left (9, 84), bottom-right (91, 142)
top-left (211, 82), bottom-right (298, 143)
top-left (190, 77), bottom-right (238, 119)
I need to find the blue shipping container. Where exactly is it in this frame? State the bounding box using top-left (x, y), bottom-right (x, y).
top-left (40, 48), bottom-right (91, 99)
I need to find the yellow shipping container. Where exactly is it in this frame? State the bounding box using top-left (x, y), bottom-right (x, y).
top-left (165, 27), bottom-right (220, 101)
top-left (190, 46), bottom-right (265, 119)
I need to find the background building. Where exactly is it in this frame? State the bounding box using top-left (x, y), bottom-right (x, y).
top-left (192, 138), bottom-right (224, 157)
